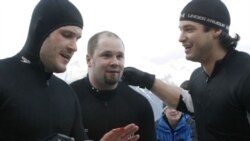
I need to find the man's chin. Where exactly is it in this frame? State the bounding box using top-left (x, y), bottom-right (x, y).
top-left (105, 79), bottom-right (119, 85)
top-left (54, 66), bottom-right (66, 73)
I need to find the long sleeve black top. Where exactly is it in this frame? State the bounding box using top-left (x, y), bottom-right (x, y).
top-left (178, 50), bottom-right (250, 141)
top-left (70, 76), bottom-right (156, 141)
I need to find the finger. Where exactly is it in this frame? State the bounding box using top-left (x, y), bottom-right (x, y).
top-left (120, 123), bottom-right (139, 139)
top-left (123, 123), bottom-right (139, 134)
top-left (121, 133), bottom-right (140, 141)
top-left (128, 134), bottom-right (140, 141)
top-left (100, 124), bottom-right (139, 141)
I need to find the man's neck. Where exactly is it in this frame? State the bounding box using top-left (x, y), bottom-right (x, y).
top-left (89, 78), bottom-right (117, 91)
top-left (202, 48), bottom-right (227, 76)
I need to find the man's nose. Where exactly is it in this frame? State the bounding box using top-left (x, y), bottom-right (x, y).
top-left (68, 40), bottom-right (78, 52)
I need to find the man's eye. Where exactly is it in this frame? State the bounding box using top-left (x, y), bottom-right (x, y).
top-left (185, 28), bottom-right (194, 32)
top-left (62, 32), bottom-right (73, 38)
top-left (117, 55), bottom-right (124, 59)
top-left (103, 54), bottom-right (112, 57)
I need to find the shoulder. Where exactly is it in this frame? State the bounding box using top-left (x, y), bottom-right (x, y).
top-left (51, 75), bottom-right (68, 84)
top-left (0, 55), bottom-right (20, 71)
top-left (189, 66), bottom-right (203, 85)
top-left (118, 82), bottom-right (149, 100)
top-left (0, 55), bottom-right (28, 87)
top-left (118, 83), bottom-right (153, 109)
top-left (69, 77), bottom-right (89, 99)
top-left (234, 50), bottom-right (250, 58)
top-left (224, 50), bottom-right (250, 77)
top-left (191, 67), bottom-right (203, 76)
top-left (70, 77), bottom-right (87, 88)
top-left (118, 82), bottom-right (137, 93)
top-left (51, 75), bottom-right (75, 92)
top-left (228, 50), bottom-right (250, 64)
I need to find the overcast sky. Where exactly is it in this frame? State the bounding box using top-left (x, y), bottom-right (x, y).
top-left (1, 0), bottom-right (250, 85)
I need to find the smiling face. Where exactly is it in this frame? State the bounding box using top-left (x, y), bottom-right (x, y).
top-left (178, 21), bottom-right (214, 63)
top-left (165, 107), bottom-right (182, 122)
top-left (87, 34), bottom-right (125, 90)
top-left (40, 25), bottom-right (82, 73)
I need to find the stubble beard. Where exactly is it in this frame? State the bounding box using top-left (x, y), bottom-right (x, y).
top-left (104, 74), bottom-right (120, 85)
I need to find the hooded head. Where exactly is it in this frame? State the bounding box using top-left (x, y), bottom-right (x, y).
top-left (20, 0), bottom-right (83, 60)
top-left (180, 0), bottom-right (230, 33)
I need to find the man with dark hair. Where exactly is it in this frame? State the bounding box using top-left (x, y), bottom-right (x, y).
top-left (122, 0), bottom-right (250, 140)
top-left (0, 0), bottom-right (138, 141)
top-left (70, 31), bottom-right (156, 141)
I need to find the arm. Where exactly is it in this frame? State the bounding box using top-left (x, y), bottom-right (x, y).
top-left (152, 79), bottom-right (194, 112)
top-left (122, 67), bottom-right (194, 112)
top-left (151, 78), bottom-right (181, 109)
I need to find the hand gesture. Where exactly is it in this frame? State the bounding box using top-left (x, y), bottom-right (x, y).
top-left (100, 123), bottom-right (140, 141)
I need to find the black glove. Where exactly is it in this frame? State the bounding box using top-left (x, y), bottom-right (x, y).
top-left (122, 67), bottom-right (155, 89)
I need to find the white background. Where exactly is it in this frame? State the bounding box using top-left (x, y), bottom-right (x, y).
top-left (1, 0), bottom-right (250, 119)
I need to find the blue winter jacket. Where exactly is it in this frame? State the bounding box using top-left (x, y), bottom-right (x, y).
top-left (156, 113), bottom-right (193, 141)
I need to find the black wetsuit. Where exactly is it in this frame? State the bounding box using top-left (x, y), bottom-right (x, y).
top-left (0, 55), bottom-right (84, 141)
top-left (0, 0), bottom-right (85, 140)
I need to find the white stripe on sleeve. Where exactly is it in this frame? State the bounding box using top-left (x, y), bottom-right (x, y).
top-left (181, 89), bottom-right (194, 113)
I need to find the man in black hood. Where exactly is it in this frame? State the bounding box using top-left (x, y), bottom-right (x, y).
top-left (0, 0), bottom-right (84, 140)
top-left (0, 0), bottom-right (139, 141)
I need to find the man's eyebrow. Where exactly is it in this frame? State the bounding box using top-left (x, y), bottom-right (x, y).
top-left (60, 29), bottom-right (82, 38)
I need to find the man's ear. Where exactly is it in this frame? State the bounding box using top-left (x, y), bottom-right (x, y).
top-left (213, 29), bottom-right (222, 38)
top-left (86, 54), bottom-right (92, 67)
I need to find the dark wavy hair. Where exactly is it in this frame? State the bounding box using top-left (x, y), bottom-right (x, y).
top-left (204, 26), bottom-right (240, 51)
